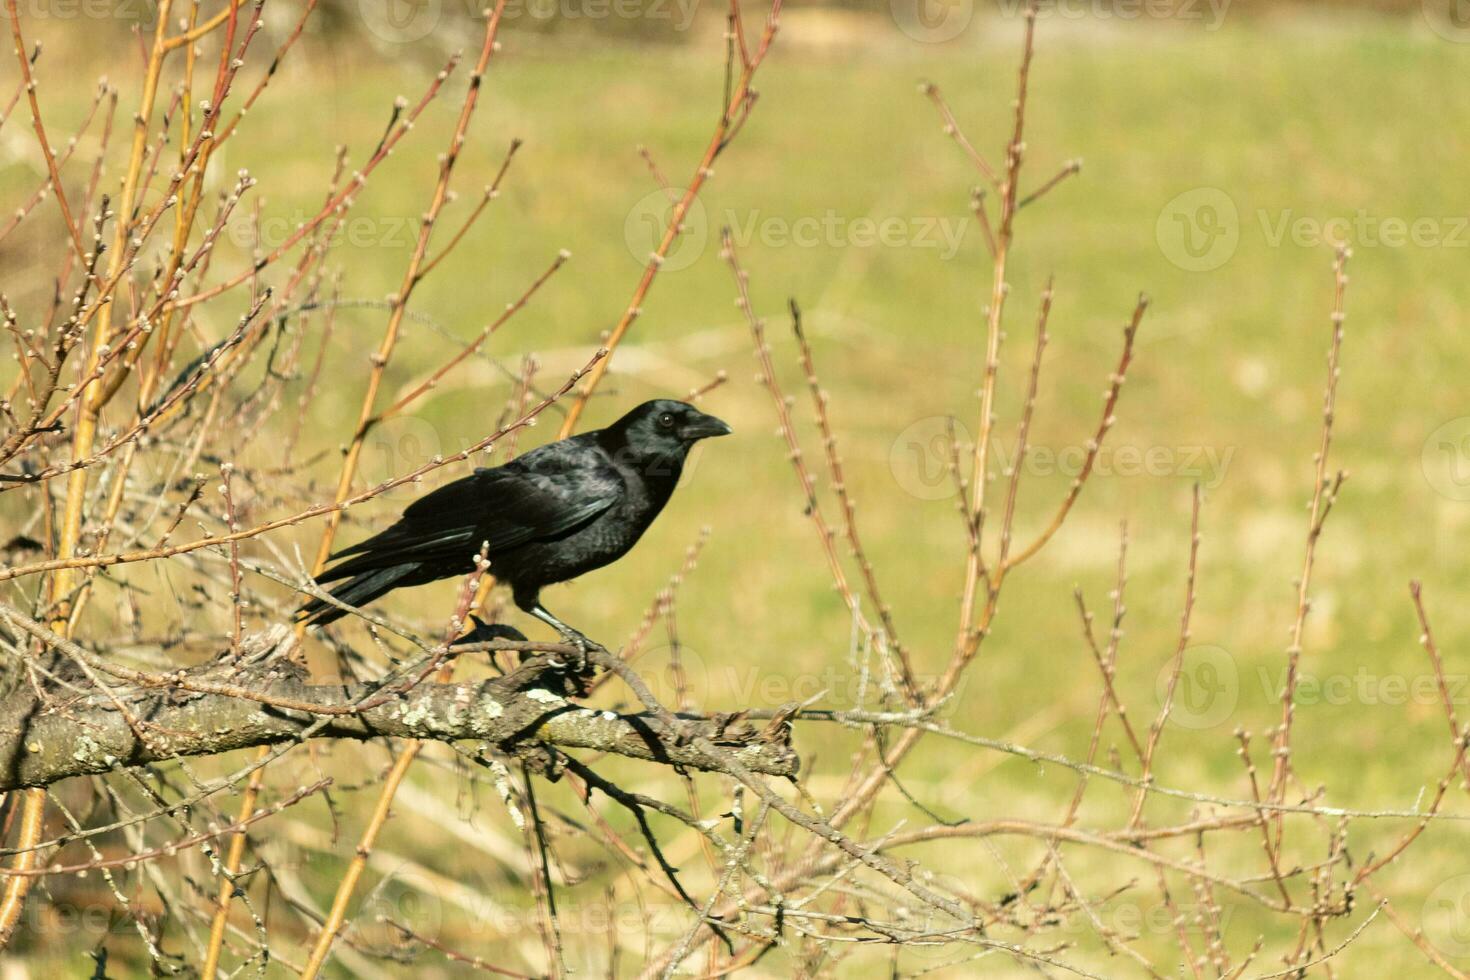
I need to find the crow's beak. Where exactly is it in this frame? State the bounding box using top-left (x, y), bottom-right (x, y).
top-left (680, 412), bottom-right (732, 440)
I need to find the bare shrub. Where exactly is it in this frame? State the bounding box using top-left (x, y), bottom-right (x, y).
top-left (0, 2), bottom-right (1463, 977)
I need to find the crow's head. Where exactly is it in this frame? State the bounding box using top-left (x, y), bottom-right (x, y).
top-left (603, 399), bottom-right (731, 462)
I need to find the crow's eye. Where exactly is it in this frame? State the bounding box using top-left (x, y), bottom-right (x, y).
top-left (657, 412), bottom-right (676, 429)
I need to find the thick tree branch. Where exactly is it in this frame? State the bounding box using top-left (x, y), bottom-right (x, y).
top-left (0, 646), bottom-right (798, 791)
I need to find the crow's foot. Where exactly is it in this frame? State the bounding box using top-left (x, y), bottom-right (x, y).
top-left (548, 627), bottom-right (600, 675)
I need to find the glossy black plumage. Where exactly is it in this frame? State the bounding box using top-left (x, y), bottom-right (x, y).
top-left (299, 400), bottom-right (731, 641)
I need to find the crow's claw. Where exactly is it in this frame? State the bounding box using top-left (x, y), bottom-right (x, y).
top-left (550, 628), bottom-right (596, 675)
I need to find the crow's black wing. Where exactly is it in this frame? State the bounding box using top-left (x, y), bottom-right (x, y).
top-left (321, 442), bottom-right (623, 580)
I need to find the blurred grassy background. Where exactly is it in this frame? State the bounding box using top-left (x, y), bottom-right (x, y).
top-left (4, 1), bottom-right (1470, 975)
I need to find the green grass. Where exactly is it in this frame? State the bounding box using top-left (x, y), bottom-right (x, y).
top-left (7, 8), bottom-right (1470, 976)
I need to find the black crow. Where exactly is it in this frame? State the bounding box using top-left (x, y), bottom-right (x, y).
top-left (299, 400), bottom-right (731, 649)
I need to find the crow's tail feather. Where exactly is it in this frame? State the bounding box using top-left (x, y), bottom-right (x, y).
top-left (297, 562), bottom-right (419, 626)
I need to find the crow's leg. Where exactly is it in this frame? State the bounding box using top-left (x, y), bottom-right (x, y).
top-left (527, 603), bottom-right (595, 672)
